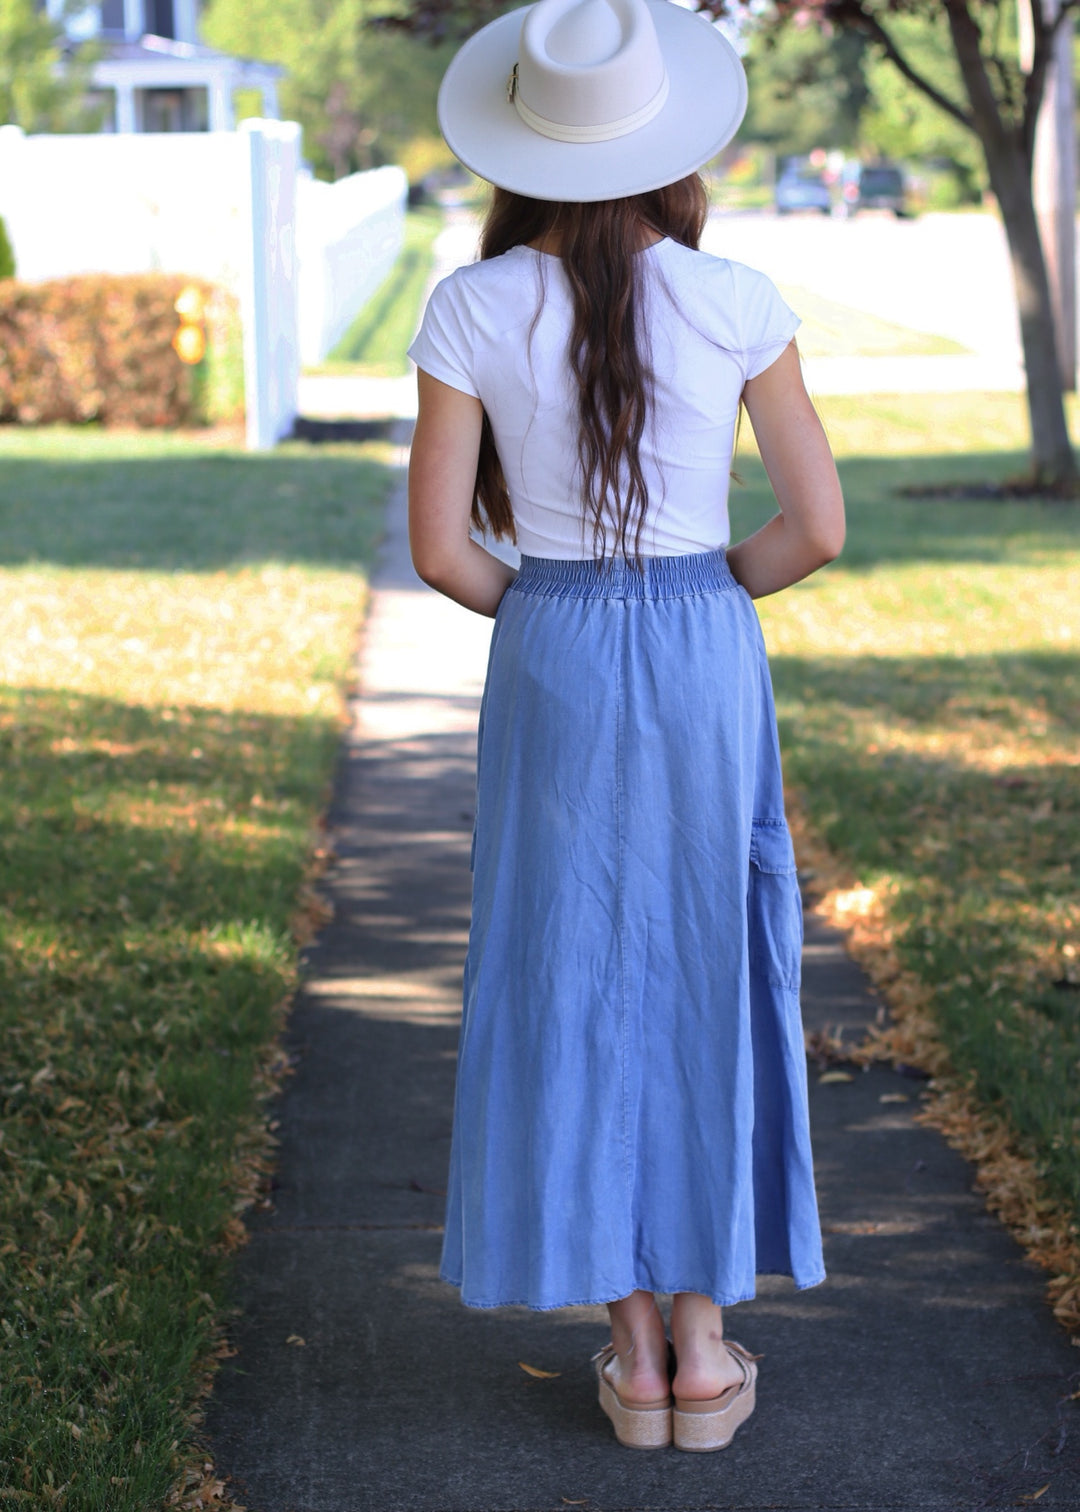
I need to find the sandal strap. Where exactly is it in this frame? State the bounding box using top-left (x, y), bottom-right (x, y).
top-left (724, 1338), bottom-right (762, 1366)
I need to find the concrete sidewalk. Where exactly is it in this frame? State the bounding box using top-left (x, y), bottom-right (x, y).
top-left (202, 461), bottom-right (1079, 1511)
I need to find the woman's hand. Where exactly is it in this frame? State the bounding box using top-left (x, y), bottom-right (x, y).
top-left (408, 370), bottom-right (517, 617)
top-left (727, 342), bottom-right (845, 599)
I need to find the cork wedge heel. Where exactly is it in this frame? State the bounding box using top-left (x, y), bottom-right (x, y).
top-left (672, 1339), bottom-right (758, 1453)
top-left (592, 1344), bottom-right (673, 1449)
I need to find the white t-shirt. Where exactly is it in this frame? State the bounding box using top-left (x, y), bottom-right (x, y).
top-left (408, 237), bottom-right (799, 560)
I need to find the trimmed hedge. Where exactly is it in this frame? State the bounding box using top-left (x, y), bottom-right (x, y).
top-left (0, 273), bottom-right (244, 428)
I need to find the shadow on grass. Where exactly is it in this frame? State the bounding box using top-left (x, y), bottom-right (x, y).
top-left (769, 649), bottom-right (1080, 1218)
top-left (0, 684), bottom-right (352, 1507)
top-left (771, 647), bottom-right (1080, 736)
top-left (730, 451), bottom-right (1080, 572)
top-left (0, 446), bottom-right (394, 571)
top-left (2, 440), bottom-right (1078, 575)
top-left (1, 680), bottom-right (346, 1169)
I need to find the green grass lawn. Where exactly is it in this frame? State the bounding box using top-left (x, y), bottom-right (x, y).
top-left (311, 206), bottom-right (443, 377)
top-left (732, 391), bottom-right (1080, 1230)
top-left (0, 427), bottom-right (397, 1508)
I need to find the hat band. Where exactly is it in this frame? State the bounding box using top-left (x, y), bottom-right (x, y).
top-left (511, 69), bottom-right (670, 143)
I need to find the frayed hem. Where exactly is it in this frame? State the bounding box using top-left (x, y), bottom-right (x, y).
top-left (439, 1268), bottom-right (827, 1312)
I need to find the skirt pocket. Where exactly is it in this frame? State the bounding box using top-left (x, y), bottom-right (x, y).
top-left (748, 819), bottom-right (803, 991)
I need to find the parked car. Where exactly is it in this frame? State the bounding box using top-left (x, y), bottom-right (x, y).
top-left (775, 164), bottom-right (832, 216)
top-left (839, 162), bottom-right (908, 217)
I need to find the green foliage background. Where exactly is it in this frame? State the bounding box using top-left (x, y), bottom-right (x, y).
top-left (201, 0), bottom-right (456, 180)
top-left (742, 25), bottom-right (870, 158)
top-left (0, 0), bottom-right (99, 131)
top-left (859, 14), bottom-right (987, 203)
top-left (739, 6), bottom-right (989, 201)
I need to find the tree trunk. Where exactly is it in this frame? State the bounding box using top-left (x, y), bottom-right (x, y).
top-left (942, 0), bottom-right (1076, 487)
top-left (986, 140), bottom-right (1077, 486)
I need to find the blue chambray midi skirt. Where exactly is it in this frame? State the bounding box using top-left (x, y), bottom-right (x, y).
top-left (441, 549), bottom-right (826, 1310)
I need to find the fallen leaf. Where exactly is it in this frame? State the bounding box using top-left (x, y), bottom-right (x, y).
top-left (818, 1070), bottom-right (853, 1084)
top-left (518, 1361), bottom-right (561, 1378)
top-left (561, 1501), bottom-right (588, 1506)
top-left (1018, 1486), bottom-right (1051, 1503)
top-left (879, 1093), bottom-right (910, 1104)
top-left (285, 1334), bottom-right (306, 1347)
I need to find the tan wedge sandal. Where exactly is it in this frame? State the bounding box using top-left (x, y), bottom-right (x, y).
top-left (592, 1343), bottom-right (673, 1449)
top-left (672, 1338), bottom-right (758, 1453)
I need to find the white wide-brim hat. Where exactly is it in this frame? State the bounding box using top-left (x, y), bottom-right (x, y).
top-left (437, 0), bottom-right (747, 203)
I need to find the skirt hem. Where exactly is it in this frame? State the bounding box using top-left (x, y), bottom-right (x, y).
top-left (441, 1268), bottom-right (828, 1312)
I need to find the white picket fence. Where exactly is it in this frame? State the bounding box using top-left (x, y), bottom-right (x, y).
top-left (297, 166), bottom-right (406, 367)
top-left (0, 123), bottom-right (406, 447)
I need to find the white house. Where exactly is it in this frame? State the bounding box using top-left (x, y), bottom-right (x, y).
top-left (51, 0), bottom-right (282, 134)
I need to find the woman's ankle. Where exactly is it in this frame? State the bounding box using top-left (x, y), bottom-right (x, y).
top-left (670, 1293), bottom-right (742, 1401)
top-left (606, 1290), bottom-right (669, 1402)
top-left (608, 1289), bottom-right (665, 1356)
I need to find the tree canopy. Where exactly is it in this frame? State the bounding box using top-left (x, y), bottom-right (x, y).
top-left (740, 23), bottom-right (869, 158)
top-left (202, 0), bottom-right (457, 180)
top-left (737, 10), bottom-right (986, 199)
top-left (0, 0), bottom-right (97, 131)
top-left (858, 15), bottom-right (986, 200)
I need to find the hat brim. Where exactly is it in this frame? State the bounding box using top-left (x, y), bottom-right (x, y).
top-left (437, 0), bottom-right (747, 203)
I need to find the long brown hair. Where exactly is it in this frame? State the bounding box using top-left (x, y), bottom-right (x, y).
top-left (473, 174), bottom-right (708, 560)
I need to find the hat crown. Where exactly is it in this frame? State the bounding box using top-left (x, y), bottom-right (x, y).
top-left (545, 0), bottom-right (623, 64)
top-left (518, 0), bottom-right (668, 136)
top-left (435, 0), bottom-right (749, 202)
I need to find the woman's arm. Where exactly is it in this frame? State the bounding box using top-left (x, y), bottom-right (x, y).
top-left (726, 342), bottom-right (845, 599)
top-left (408, 369), bottom-right (517, 617)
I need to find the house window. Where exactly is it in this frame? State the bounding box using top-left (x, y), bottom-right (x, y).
top-left (146, 0), bottom-right (175, 38)
top-left (100, 0), bottom-right (124, 32)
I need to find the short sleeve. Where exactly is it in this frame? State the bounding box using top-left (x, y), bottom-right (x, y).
top-left (732, 264), bottom-right (801, 380)
top-left (407, 272), bottom-right (480, 398)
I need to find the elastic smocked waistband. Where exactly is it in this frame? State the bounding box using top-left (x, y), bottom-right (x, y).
top-left (512, 549), bottom-right (738, 602)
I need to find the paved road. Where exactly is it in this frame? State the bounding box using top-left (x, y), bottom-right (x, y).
top-left (703, 210), bottom-right (1021, 363)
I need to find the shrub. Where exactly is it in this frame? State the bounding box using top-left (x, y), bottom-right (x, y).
top-left (0, 273), bottom-right (244, 428)
top-left (0, 217), bottom-right (14, 280)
